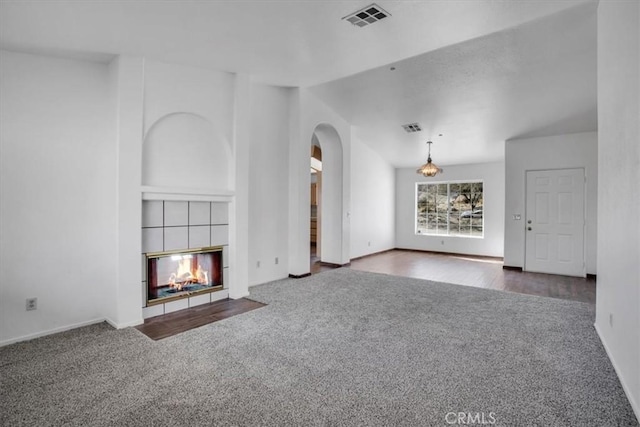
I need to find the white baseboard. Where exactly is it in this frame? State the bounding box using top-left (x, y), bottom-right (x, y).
top-left (594, 323), bottom-right (640, 421)
top-left (228, 291), bottom-right (250, 300)
top-left (0, 318), bottom-right (106, 347)
top-left (1, 315), bottom-right (145, 347)
top-left (105, 317), bottom-right (144, 329)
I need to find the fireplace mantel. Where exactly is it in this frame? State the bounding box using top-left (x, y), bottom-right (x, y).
top-left (141, 186), bottom-right (234, 203)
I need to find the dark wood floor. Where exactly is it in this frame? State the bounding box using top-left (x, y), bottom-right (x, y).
top-left (135, 298), bottom-right (266, 340)
top-left (139, 248), bottom-right (594, 339)
top-left (313, 248), bottom-right (595, 304)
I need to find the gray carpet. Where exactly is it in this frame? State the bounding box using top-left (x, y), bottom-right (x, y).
top-left (1, 269), bottom-right (637, 426)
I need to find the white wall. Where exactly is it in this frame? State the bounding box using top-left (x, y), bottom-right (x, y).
top-left (396, 162), bottom-right (505, 257)
top-left (350, 136), bottom-right (395, 259)
top-left (143, 60), bottom-right (235, 144)
top-left (143, 113), bottom-right (231, 190)
top-left (230, 73), bottom-right (251, 299)
top-left (140, 60), bottom-right (249, 300)
top-left (142, 60), bottom-right (234, 191)
top-left (595, 0), bottom-right (639, 418)
top-left (288, 90), bottom-right (352, 275)
top-left (110, 56), bottom-right (145, 328)
top-left (504, 132), bottom-right (598, 274)
top-left (248, 83), bottom-right (291, 286)
top-left (0, 53), bottom-right (257, 343)
top-left (0, 50), bottom-right (116, 344)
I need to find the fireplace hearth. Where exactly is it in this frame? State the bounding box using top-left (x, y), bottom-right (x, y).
top-left (146, 246), bottom-right (223, 306)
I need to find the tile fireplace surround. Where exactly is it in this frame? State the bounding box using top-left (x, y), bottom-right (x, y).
top-left (141, 200), bottom-right (230, 319)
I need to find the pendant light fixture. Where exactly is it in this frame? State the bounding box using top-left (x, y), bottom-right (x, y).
top-left (416, 140), bottom-right (443, 177)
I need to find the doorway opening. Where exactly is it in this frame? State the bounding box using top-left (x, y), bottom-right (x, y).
top-left (310, 142), bottom-right (322, 271)
top-left (308, 123), bottom-right (346, 271)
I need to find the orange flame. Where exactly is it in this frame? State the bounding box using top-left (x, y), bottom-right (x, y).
top-left (168, 258), bottom-right (209, 291)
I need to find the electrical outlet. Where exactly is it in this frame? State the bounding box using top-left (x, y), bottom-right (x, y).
top-left (275, 257), bottom-right (279, 265)
top-left (609, 313), bottom-right (613, 327)
top-left (26, 298), bottom-right (37, 311)
top-left (441, 240), bottom-right (445, 245)
top-left (256, 261), bottom-right (261, 268)
top-left (368, 241), bottom-right (371, 247)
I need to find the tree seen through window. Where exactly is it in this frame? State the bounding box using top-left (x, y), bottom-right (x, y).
top-left (416, 181), bottom-right (483, 237)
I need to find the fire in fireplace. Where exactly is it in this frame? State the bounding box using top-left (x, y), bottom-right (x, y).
top-left (146, 247), bottom-right (223, 305)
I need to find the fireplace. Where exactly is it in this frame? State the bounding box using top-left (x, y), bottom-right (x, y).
top-left (146, 246), bottom-right (223, 306)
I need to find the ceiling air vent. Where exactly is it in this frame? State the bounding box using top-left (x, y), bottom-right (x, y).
top-left (402, 123), bottom-right (422, 133)
top-left (342, 4), bottom-right (391, 27)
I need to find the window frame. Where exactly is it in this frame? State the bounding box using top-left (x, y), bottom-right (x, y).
top-left (415, 180), bottom-right (484, 238)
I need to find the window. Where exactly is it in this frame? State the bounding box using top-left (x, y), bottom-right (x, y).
top-left (416, 181), bottom-right (484, 237)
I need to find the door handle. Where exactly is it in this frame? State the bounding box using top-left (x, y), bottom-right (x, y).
top-left (527, 227), bottom-right (532, 231)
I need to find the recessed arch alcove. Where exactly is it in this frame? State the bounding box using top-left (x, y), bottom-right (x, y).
top-left (142, 112), bottom-right (231, 190)
top-left (312, 123), bottom-right (345, 265)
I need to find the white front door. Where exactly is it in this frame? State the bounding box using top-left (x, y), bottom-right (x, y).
top-left (525, 168), bottom-right (585, 277)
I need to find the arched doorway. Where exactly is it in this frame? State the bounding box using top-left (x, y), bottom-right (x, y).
top-left (311, 124), bottom-right (344, 266)
top-left (310, 138), bottom-right (322, 268)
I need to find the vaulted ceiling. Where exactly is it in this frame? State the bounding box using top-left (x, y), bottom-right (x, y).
top-left (310, 2), bottom-right (598, 167)
top-left (0, 0), bottom-right (598, 167)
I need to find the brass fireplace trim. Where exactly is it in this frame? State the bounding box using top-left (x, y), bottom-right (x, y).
top-left (145, 246), bottom-right (224, 307)
top-left (146, 246), bottom-right (224, 259)
top-left (146, 285), bottom-right (225, 307)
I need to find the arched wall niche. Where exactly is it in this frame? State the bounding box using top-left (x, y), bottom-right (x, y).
top-left (142, 112), bottom-right (231, 191)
